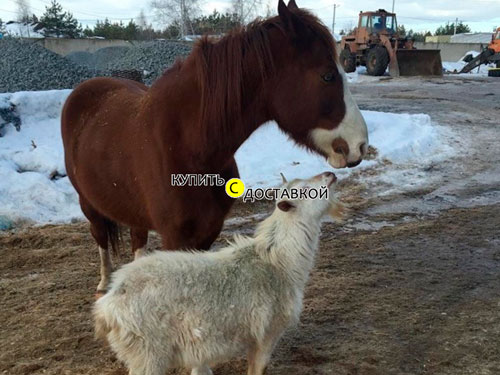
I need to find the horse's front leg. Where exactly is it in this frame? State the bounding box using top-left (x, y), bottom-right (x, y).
top-left (130, 227), bottom-right (149, 259)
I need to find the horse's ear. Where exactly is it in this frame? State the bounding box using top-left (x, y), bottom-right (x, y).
top-left (278, 0), bottom-right (308, 43)
top-left (278, 0), bottom-right (291, 25)
top-left (287, 0), bottom-right (299, 10)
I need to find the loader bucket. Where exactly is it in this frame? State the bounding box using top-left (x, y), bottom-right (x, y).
top-left (390, 49), bottom-right (443, 77)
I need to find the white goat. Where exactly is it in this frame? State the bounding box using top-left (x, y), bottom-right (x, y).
top-left (94, 171), bottom-right (341, 375)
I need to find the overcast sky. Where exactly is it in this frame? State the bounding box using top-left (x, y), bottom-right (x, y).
top-left (1, 0), bottom-right (499, 33)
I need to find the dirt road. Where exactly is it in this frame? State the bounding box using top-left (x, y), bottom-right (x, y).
top-left (1, 76), bottom-right (500, 375)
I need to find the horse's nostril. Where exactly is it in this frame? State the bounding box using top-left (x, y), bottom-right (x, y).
top-left (359, 142), bottom-right (367, 156)
top-left (332, 138), bottom-right (349, 157)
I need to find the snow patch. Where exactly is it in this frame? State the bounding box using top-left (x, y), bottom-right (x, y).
top-left (0, 90), bottom-right (456, 227)
top-left (0, 90), bottom-right (82, 225)
top-left (346, 55), bottom-right (495, 77)
top-left (237, 111), bottom-right (453, 188)
top-left (442, 51), bottom-right (496, 75)
top-left (3, 22), bottom-right (45, 38)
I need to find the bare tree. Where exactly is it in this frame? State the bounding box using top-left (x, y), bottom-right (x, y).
top-left (341, 20), bottom-right (355, 35)
top-left (137, 9), bottom-right (148, 30)
top-left (15, 0), bottom-right (31, 22)
top-left (150, 0), bottom-right (200, 39)
top-left (231, 0), bottom-right (264, 25)
top-left (264, 0), bottom-right (275, 18)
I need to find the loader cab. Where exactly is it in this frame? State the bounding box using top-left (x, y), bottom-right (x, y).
top-left (494, 29), bottom-right (500, 42)
top-left (359, 10), bottom-right (398, 36)
top-left (491, 28), bottom-right (500, 53)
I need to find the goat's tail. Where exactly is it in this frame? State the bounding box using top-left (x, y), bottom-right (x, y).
top-left (94, 301), bottom-right (112, 341)
top-left (104, 218), bottom-right (122, 257)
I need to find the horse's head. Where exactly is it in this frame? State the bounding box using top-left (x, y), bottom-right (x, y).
top-left (268, 0), bottom-right (368, 168)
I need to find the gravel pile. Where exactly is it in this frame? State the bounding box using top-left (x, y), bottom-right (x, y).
top-left (0, 39), bottom-right (100, 93)
top-left (67, 46), bottom-right (131, 71)
top-left (0, 39), bottom-right (193, 92)
top-left (102, 41), bottom-right (192, 84)
top-left (93, 46), bottom-right (132, 71)
top-left (68, 41), bottom-right (193, 85)
top-left (65, 51), bottom-right (96, 69)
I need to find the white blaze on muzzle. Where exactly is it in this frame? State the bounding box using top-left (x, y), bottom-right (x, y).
top-left (310, 64), bottom-right (369, 168)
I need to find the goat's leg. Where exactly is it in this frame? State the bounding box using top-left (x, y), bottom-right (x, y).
top-left (247, 336), bottom-right (280, 375)
top-left (128, 367), bottom-right (164, 375)
top-left (128, 362), bottom-right (167, 375)
top-left (191, 365), bottom-right (213, 375)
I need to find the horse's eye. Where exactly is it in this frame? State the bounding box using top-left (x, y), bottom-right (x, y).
top-left (322, 72), bottom-right (335, 83)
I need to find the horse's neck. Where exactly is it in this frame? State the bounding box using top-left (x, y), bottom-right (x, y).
top-left (198, 79), bottom-right (271, 168)
top-left (149, 52), bottom-right (273, 171)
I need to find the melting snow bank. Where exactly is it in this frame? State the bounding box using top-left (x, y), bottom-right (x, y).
top-left (0, 90), bottom-right (455, 227)
top-left (237, 111), bottom-right (454, 189)
top-left (346, 55), bottom-right (496, 79)
top-left (439, 51), bottom-right (494, 75)
top-left (0, 90), bottom-right (81, 227)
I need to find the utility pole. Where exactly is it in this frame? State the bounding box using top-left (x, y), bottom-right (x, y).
top-left (332, 4), bottom-right (339, 36)
top-left (239, 0), bottom-right (244, 25)
top-left (392, 0), bottom-right (395, 13)
top-left (454, 17), bottom-right (458, 35)
top-left (180, 0), bottom-right (186, 39)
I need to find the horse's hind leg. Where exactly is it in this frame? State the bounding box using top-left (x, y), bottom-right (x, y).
top-left (80, 198), bottom-right (113, 295)
top-left (131, 228), bottom-right (148, 260)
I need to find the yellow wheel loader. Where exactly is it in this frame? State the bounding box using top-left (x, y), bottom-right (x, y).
top-left (339, 9), bottom-right (442, 77)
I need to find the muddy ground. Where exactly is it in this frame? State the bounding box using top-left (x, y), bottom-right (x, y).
top-left (1, 75), bottom-right (500, 375)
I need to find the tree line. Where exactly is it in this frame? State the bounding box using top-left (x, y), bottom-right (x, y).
top-left (3, 0), bottom-right (478, 41)
top-left (2, 0), bottom-right (266, 40)
top-left (81, 10), bottom-right (242, 40)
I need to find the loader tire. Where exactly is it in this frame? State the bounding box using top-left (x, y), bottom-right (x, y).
top-left (366, 46), bottom-right (389, 76)
top-left (488, 69), bottom-right (500, 77)
top-left (340, 49), bottom-right (356, 73)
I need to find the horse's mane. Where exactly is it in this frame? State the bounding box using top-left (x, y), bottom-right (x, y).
top-left (192, 8), bottom-right (336, 148)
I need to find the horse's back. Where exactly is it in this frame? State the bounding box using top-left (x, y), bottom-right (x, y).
top-left (62, 77), bottom-right (146, 144)
top-left (63, 77), bottom-right (146, 129)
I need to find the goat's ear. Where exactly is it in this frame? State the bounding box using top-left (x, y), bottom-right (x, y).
top-left (288, 0), bottom-right (299, 10)
top-left (277, 201), bottom-right (294, 212)
top-left (280, 173), bottom-right (288, 184)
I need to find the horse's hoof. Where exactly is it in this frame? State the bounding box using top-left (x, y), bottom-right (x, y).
top-left (95, 289), bottom-right (107, 299)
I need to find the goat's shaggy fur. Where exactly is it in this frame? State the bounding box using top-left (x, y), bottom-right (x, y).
top-left (94, 172), bottom-right (339, 375)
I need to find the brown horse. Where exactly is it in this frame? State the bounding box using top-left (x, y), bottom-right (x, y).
top-left (61, 0), bottom-right (368, 293)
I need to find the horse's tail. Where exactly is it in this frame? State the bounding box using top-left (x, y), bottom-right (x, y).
top-left (104, 218), bottom-right (122, 257)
